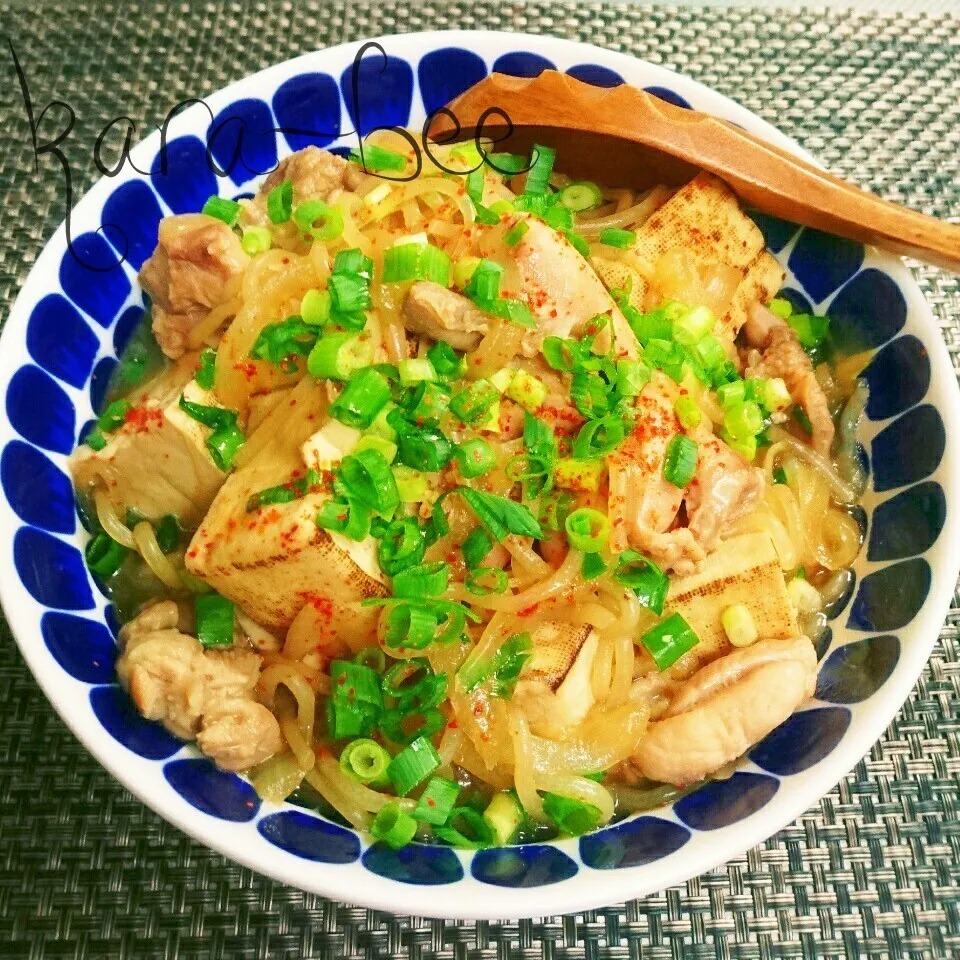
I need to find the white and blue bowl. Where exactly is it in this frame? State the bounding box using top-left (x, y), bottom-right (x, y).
top-left (1, 31), bottom-right (958, 919)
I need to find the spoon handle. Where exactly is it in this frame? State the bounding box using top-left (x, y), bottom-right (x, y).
top-left (443, 71), bottom-right (960, 272)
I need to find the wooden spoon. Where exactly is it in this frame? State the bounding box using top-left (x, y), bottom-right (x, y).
top-left (432, 70), bottom-right (960, 272)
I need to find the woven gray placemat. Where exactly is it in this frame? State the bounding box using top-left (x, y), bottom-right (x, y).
top-left (0, 2), bottom-right (958, 957)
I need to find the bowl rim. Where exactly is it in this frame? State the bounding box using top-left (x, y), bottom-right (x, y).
top-left (2, 28), bottom-right (959, 920)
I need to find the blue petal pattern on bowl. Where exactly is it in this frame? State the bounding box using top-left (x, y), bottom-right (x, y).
top-left (272, 73), bottom-right (341, 152)
top-left (580, 816), bottom-right (690, 869)
top-left (1, 441), bottom-right (75, 534)
top-left (6, 366), bottom-right (76, 454)
top-left (113, 304), bottom-right (146, 354)
top-left (751, 707), bottom-right (851, 776)
top-left (27, 294), bottom-right (99, 389)
top-left (90, 357), bottom-right (118, 414)
top-left (15, 527), bottom-right (93, 610)
top-left (164, 758), bottom-right (260, 821)
top-left (58, 231), bottom-right (130, 327)
top-left (418, 48), bottom-right (488, 115)
top-left (863, 335), bottom-right (930, 421)
top-left (788, 230), bottom-right (864, 304)
top-left (362, 842), bottom-right (464, 885)
top-left (828, 269), bottom-right (907, 355)
top-left (102, 181), bottom-right (165, 270)
top-left (258, 811), bottom-right (361, 864)
top-left (151, 136), bottom-right (218, 215)
top-left (208, 98), bottom-right (278, 185)
top-left (847, 558), bottom-right (931, 632)
top-left (492, 52), bottom-right (556, 78)
top-left (90, 684), bottom-right (182, 759)
top-left (871, 404), bottom-right (944, 492)
top-left (566, 64), bottom-right (624, 88)
top-left (747, 213), bottom-right (800, 255)
top-left (341, 55), bottom-right (413, 136)
top-left (868, 481), bottom-right (946, 561)
top-left (42, 612), bottom-right (115, 683)
top-left (816, 635), bottom-right (900, 704)
top-left (674, 773), bottom-right (779, 830)
top-left (472, 845), bottom-right (578, 887)
top-left (643, 86), bottom-right (692, 109)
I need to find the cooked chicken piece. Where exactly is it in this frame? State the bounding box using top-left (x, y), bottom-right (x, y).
top-left (625, 636), bottom-right (816, 785)
top-left (255, 146), bottom-right (363, 210)
top-left (402, 281), bottom-right (491, 351)
top-left (608, 373), bottom-right (704, 572)
top-left (684, 433), bottom-right (765, 552)
top-left (69, 371), bottom-right (226, 526)
top-left (719, 251), bottom-right (785, 341)
top-left (139, 214), bottom-right (249, 359)
top-left (185, 381), bottom-right (388, 642)
top-left (478, 215), bottom-right (640, 359)
top-left (742, 303), bottom-right (835, 455)
top-left (661, 532), bottom-right (799, 678)
top-left (513, 621), bottom-right (598, 740)
top-left (117, 601), bottom-right (282, 771)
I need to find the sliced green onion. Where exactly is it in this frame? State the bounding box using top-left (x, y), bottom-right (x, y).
top-left (301, 288), bottom-right (331, 326)
top-left (382, 242), bottom-right (451, 286)
top-left (542, 336), bottom-right (580, 372)
top-left (461, 526), bottom-right (494, 568)
top-left (434, 807), bottom-right (495, 848)
top-left (250, 316), bottom-right (319, 369)
top-left (384, 602), bottom-right (439, 650)
top-left (201, 195), bottom-right (241, 227)
top-left (427, 341), bottom-right (463, 378)
top-left (456, 487), bottom-right (543, 541)
top-left (449, 379), bottom-right (500, 425)
top-left (331, 659), bottom-right (383, 711)
top-left (387, 736), bottom-right (442, 796)
top-left (240, 226), bottom-right (272, 256)
top-left (401, 381), bottom-right (448, 426)
top-left (761, 377), bottom-right (792, 413)
top-left (675, 395), bottom-right (702, 430)
top-left (195, 592), bottom-right (234, 648)
top-left (316, 498), bottom-right (370, 541)
top-left (329, 368), bottom-right (393, 429)
top-left (724, 400), bottom-right (764, 440)
top-left (572, 415), bottom-right (626, 459)
top-left (396, 427), bottom-right (453, 472)
top-left (414, 776), bottom-right (460, 826)
top-left (452, 256), bottom-right (481, 290)
top-left (339, 447), bottom-right (400, 514)
top-left (481, 296), bottom-right (535, 329)
top-left (355, 646), bottom-right (386, 672)
top-left (505, 369), bottom-right (547, 412)
top-left (392, 465), bottom-right (430, 503)
top-left (455, 437), bottom-right (496, 478)
top-left (398, 358), bottom-right (437, 386)
top-left (293, 199), bottom-right (344, 242)
top-left (465, 567), bottom-right (509, 596)
top-left (639, 612), bottom-right (700, 671)
top-left (542, 792), bottom-right (603, 836)
top-left (155, 514), bottom-right (180, 553)
top-left (97, 399), bottom-right (132, 433)
top-left (85, 531), bottom-right (128, 578)
top-left (196, 348), bottom-right (217, 390)
top-left (328, 271), bottom-right (371, 313)
top-left (787, 312), bottom-right (830, 348)
top-left (717, 380), bottom-right (746, 408)
top-left (523, 143), bottom-right (556, 196)
top-left (504, 220), bottom-right (530, 247)
top-left (380, 708), bottom-right (446, 745)
top-left (559, 181), bottom-right (604, 212)
top-left (333, 248), bottom-right (374, 280)
top-left (371, 802), bottom-right (417, 849)
top-left (393, 561), bottom-right (449, 599)
top-left (539, 490), bottom-right (575, 532)
top-left (464, 259), bottom-right (504, 302)
top-left (483, 792), bottom-right (523, 845)
top-left (472, 202), bottom-right (500, 225)
top-left (629, 304), bottom-right (679, 346)
top-left (581, 551), bottom-right (608, 581)
top-left (616, 358), bottom-right (651, 397)
top-left (793, 404), bottom-right (813, 436)
top-left (84, 429), bottom-right (107, 452)
top-left (378, 516), bottom-right (426, 576)
top-left (564, 508), bottom-right (609, 553)
top-left (266, 180), bottom-right (293, 224)
top-left (565, 230), bottom-right (591, 257)
top-left (307, 333), bottom-right (373, 381)
top-left (672, 305), bottom-right (715, 345)
top-left (769, 298), bottom-right (793, 318)
top-left (615, 550), bottom-right (669, 615)
top-left (486, 152), bottom-right (528, 175)
top-left (695, 335), bottom-right (728, 375)
top-left (543, 205), bottom-right (574, 231)
top-left (353, 434), bottom-right (397, 464)
top-left (327, 697), bottom-right (378, 739)
top-left (339, 738), bottom-right (391, 784)
top-left (350, 143), bottom-right (408, 173)
top-left (599, 227), bottom-right (636, 249)
top-left (773, 466), bottom-right (788, 485)
top-left (663, 433), bottom-right (698, 488)
top-left (465, 167), bottom-right (485, 205)
top-left (570, 369), bottom-right (610, 420)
